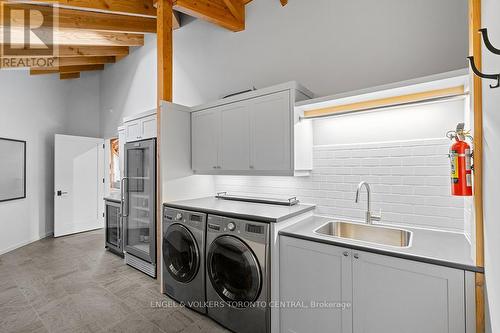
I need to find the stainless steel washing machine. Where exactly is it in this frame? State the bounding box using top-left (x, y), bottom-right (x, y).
top-left (162, 206), bottom-right (207, 314)
top-left (205, 214), bottom-right (270, 333)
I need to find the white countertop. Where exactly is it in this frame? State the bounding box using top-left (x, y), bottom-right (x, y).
top-left (164, 197), bottom-right (316, 223)
top-left (280, 215), bottom-right (480, 272)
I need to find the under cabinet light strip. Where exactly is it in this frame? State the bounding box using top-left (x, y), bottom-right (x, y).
top-left (302, 86), bottom-right (467, 120)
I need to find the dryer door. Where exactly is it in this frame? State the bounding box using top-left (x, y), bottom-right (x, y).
top-left (207, 235), bottom-right (262, 306)
top-left (163, 224), bottom-right (200, 283)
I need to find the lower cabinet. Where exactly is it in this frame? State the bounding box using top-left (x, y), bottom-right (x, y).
top-left (280, 236), bottom-right (352, 333)
top-left (279, 236), bottom-right (466, 333)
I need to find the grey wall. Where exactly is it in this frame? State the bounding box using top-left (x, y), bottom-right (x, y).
top-left (481, 0), bottom-right (500, 331)
top-left (99, 0), bottom-right (468, 138)
top-left (173, 0), bottom-right (468, 104)
top-left (100, 34), bottom-right (157, 138)
top-left (0, 70), bottom-right (101, 255)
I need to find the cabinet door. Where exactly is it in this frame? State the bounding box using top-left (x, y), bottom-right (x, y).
top-left (280, 236), bottom-right (352, 333)
top-left (251, 91), bottom-right (291, 171)
top-left (141, 115), bottom-right (157, 140)
top-left (105, 202), bottom-right (121, 251)
top-left (220, 102), bottom-right (251, 170)
top-left (352, 251), bottom-right (465, 333)
top-left (192, 110), bottom-right (220, 172)
top-left (125, 121), bottom-right (141, 142)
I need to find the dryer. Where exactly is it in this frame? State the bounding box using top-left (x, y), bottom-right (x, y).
top-left (162, 206), bottom-right (207, 314)
top-left (205, 214), bottom-right (270, 333)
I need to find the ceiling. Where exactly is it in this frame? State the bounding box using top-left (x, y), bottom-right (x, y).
top-left (0, 0), bottom-right (286, 80)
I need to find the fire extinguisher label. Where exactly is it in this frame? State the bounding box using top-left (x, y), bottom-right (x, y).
top-left (465, 148), bottom-right (472, 171)
top-left (450, 150), bottom-right (459, 182)
top-left (466, 174), bottom-right (472, 187)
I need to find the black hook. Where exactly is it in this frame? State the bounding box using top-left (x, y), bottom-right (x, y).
top-left (479, 28), bottom-right (500, 55)
top-left (467, 56), bottom-right (500, 88)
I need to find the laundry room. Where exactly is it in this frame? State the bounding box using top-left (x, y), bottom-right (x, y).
top-left (0, 1), bottom-right (499, 333)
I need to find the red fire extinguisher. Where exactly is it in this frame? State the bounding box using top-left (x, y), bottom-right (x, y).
top-left (446, 123), bottom-right (473, 196)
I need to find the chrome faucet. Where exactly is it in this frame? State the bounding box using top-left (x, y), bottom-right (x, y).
top-left (355, 181), bottom-right (381, 225)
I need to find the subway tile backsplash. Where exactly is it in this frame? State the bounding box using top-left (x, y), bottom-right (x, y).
top-left (214, 138), bottom-right (466, 232)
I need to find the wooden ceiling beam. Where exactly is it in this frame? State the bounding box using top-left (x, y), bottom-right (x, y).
top-left (4, 3), bottom-right (156, 33)
top-left (60, 72), bottom-right (80, 80)
top-left (58, 56), bottom-right (115, 66)
top-left (22, 0), bottom-right (157, 17)
top-left (2, 46), bottom-right (129, 58)
top-left (222, 0), bottom-right (244, 22)
top-left (0, 27), bottom-right (144, 46)
top-left (30, 64), bottom-right (105, 75)
top-left (173, 0), bottom-right (244, 32)
top-left (0, 56), bottom-right (115, 68)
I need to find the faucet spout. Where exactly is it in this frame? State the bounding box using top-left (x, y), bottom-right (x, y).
top-left (355, 181), bottom-right (380, 224)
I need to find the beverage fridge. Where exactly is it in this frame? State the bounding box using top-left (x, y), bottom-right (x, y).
top-left (122, 138), bottom-right (157, 277)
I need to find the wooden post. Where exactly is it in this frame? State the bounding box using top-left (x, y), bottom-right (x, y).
top-left (156, 0), bottom-right (173, 293)
top-left (469, 0), bottom-right (485, 332)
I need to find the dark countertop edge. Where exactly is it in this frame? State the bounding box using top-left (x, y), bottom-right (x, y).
top-left (104, 197), bottom-right (121, 203)
top-left (163, 202), bottom-right (315, 223)
top-left (279, 230), bottom-right (484, 273)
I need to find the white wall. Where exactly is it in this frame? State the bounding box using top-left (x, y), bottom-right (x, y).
top-left (100, 34), bottom-right (157, 138)
top-left (481, 0), bottom-right (500, 331)
top-left (0, 70), bottom-right (101, 255)
top-left (99, 0), bottom-right (468, 137)
top-left (173, 0), bottom-right (468, 105)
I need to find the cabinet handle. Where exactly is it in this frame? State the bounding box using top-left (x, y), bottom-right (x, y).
top-left (343, 251), bottom-right (349, 257)
top-left (213, 166), bottom-right (217, 169)
top-left (250, 165), bottom-right (254, 169)
top-left (353, 253), bottom-right (359, 259)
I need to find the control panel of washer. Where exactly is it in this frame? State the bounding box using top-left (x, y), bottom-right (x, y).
top-left (207, 215), bottom-right (268, 243)
top-left (163, 206), bottom-right (206, 230)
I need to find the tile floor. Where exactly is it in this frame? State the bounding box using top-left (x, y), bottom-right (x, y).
top-left (0, 230), bottom-right (229, 333)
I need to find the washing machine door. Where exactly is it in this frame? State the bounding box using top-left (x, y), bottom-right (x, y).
top-left (207, 235), bottom-right (262, 306)
top-left (163, 224), bottom-right (200, 283)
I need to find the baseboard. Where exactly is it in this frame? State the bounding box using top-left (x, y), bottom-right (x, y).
top-left (0, 231), bottom-right (54, 256)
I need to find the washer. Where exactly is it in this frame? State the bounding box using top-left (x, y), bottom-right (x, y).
top-left (162, 206), bottom-right (206, 314)
top-left (205, 214), bottom-right (270, 333)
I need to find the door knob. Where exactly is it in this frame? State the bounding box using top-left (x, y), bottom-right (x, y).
top-left (56, 190), bottom-right (68, 196)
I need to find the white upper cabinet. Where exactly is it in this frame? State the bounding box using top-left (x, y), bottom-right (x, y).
top-left (192, 109), bottom-right (220, 171)
top-left (251, 91), bottom-right (291, 171)
top-left (190, 82), bottom-right (314, 176)
top-left (123, 109), bottom-right (157, 143)
top-left (220, 102), bottom-right (251, 170)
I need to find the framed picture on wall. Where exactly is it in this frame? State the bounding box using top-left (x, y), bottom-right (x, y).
top-left (0, 138), bottom-right (26, 202)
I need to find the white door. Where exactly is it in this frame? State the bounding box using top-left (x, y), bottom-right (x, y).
top-left (192, 110), bottom-right (220, 171)
top-left (220, 102), bottom-right (251, 170)
top-left (279, 236), bottom-right (352, 333)
top-left (251, 91), bottom-right (292, 171)
top-left (352, 250), bottom-right (465, 333)
top-left (54, 134), bottom-right (104, 237)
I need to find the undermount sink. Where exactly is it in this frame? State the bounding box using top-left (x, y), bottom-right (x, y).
top-left (314, 221), bottom-right (412, 248)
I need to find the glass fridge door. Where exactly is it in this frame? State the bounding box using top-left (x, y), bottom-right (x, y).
top-left (123, 139), bottom-right (156, 263)
top-left (105, 202), bottom-right (120, 249)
